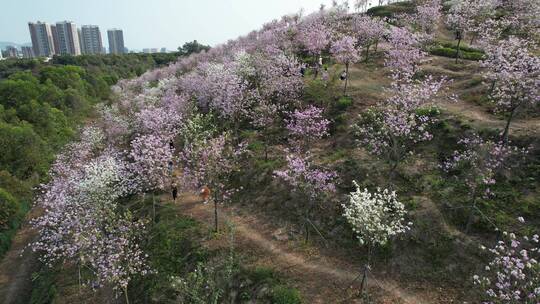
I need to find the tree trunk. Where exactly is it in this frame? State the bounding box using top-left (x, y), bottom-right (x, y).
top-left (78, 264), bottom-right (81, 294)
top-left (214, 192), bottom-right (219, 232)
top-left (387, 136), bottom-right (400, 187)
top-left (152, 193), bottom-right (156, 223)
top-left (264, 140), bottom-right (268, 162)
top-left (455, 37), bottom-right (462, 63)
top-left (465, 190), bottom-right (478, 234)
top-left (488, 80), bottom-right (496, 97)
top-left (124, 286), bottom-right (130, 304)
top-left (343, 62), bottom-right (349, 95)
top-left (502, 106), bottom-right (517, 144)
top-left (469, 34), bottom-right (476, 46)
top-left (359, 244), bottom-right (372, 295)
top-left (365, 45), bottom-right (370, 62)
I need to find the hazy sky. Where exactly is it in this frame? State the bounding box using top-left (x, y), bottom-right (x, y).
top-left (0, 0), bottom-right (337, 50)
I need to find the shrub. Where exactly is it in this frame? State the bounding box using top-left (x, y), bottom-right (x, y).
top-left (271, 285), bottom-right (302, 304)
top-left (336, 96), bottom-right (353, 111)
top-left (0, 188), bottom-right (19, 231)
top-left (416, 106), bottom-right (441, 117)
top-left (367, 1), bottom-right (415, 18)
top-left (429, 42), bottom-right (485, 61)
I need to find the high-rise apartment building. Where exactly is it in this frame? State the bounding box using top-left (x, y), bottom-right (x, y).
top-left (107, 29), bottom-right (125, 54)
top-left (22, 46), bottom-right (35, 58)
top-left (50, 25), bottom-right (60, 54)
top-left (54, 21), bottom-right (81, 55)
top-left (28, 21), bottom-right (55, 57)
top-left (81, 25), bottom-right (103, 54)
top-left (78, 28), bottom-right (84, 54)
top-left (4, 46), bottom-right (19, 58)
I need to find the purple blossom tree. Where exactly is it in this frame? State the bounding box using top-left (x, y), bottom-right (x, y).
top-left (481, 37), bottom-right (540, 143)
top-left (330, 35), bottom-right (360, 94)
top-left (32, 148), bottom-right (149, 301)
top-left (178, 133), bottom-right (246, 232)
top-left (356, 76), bottom-right (450, 182)
top-left (129, 133), bottom-right (175, 192)
top-left (274, 151), bottom-right (336, 241)
top-left (285, 105), bottom-right (330, 152)
top-left (385, 27), bottom-right (427, 80)
top-left (474, 225), bottom-right (540, 303)
top-left (442, 134), bottom-right (525, 233)
top-left (353, 15), bottom-right (387, 61)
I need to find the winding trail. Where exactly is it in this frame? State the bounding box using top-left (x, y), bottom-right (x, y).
top-left (0, 208), bottom-right (41, 304)
top-left (175, 193), bottom-right (437, 304)
top-left (443, 102), bottom-right (540, 137)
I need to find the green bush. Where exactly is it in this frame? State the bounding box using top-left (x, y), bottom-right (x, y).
top-left (367, 1), bottom-right (415, 18)
top-left (336, 96), bottom-right (353, 111)
top-left (249, 266), bottom-right (276, 283)
top-left (439, 42), bottom-right (483, 53)
top-left (429, 46), bottom-right (485, 61)
top-left (416, 106), bottom-right (441, 117)
top-left (30, 266), bottom-right (58, 304)
top-left (0, 188), bottom-right (19, 231)
top-left (272, 285), bottom-right (302, 304)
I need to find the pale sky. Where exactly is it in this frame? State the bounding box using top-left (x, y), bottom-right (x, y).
top-left (0, 0), bottom-right (338, 51)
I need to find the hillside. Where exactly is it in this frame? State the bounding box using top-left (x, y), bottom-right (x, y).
top-left (1, 0), bottom-right (539, 303)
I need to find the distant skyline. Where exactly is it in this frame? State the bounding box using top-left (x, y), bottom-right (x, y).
top-left (1, 0), bottom-right (339, 51)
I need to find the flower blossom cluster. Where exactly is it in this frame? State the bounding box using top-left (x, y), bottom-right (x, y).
top-left (442, 134), bottom-right (525, 197)
top-left (474, 223), bottom-right (540, 303)
top-left (274, 152), bottom-right (336, 199)
top-left (342, 181), bottom-right (412, 246)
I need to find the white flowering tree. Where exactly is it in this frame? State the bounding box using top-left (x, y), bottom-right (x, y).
top-left (342, 181), bottom-right (412, 295)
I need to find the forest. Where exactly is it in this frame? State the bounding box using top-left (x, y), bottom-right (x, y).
top-left (1, 0), bottom-right (539, 303)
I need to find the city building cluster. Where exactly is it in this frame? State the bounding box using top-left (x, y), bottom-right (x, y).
top-left (0, 21), bottom-right (162, 59)
top-left (26, 21), bottom-right (124, 58)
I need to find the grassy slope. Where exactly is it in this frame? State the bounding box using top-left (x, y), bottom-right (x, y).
top-left (233, 31), bottom-right (539, 302)
top-left (32, 6), bottom-right (540, 304)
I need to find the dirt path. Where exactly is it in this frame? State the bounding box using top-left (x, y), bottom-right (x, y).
top-left (443, 102), bottom-right (540, 137)
top-left (0, 208), bottom-right (41, 304)
top-left (175, 194), bottom-right (438, 304)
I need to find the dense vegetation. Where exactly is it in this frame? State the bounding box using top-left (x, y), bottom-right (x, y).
top-left (0, 52), bottom-right (180, 258)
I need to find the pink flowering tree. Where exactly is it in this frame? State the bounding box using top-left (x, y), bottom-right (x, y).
top-left (274, 151), bottom-right (336, 242)
top-left (446, 0), bottom-right (472, 61)
top-left (445, 0), bottom-right (499, 61)
top-left (330, 35), bottom-right (360, 95)
top-left (353, 15), bottom-right (387, 61)
top-left (251, 99), bottom-right (283, 161)
top-left (285, 105), bottom-right (330, 152)
top-left (474, 222), bottom-right (540, 303)
top-left (178, 133), bottom-right (246, 232)
top-left (32, 148), bottom-right (149, 302)
top-left (385, 27), bottom-right (427, 81)
top-left (129, 133), bottom-right (175, 192)
top-left (442, 134), bottom-right (525, 233)
top-left (180, 59), bottom-right (254, 136)
top-left (398, 0), bottom-right (442, 35)
top-left (297, 16), bottom-right (331, 76)
top-left (481, 37), bottom-right (540, 143)
top-left (356, 76), bottom-right (449, 182)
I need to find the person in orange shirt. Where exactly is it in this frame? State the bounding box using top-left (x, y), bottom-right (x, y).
top-left (200, 186), bottom-right (210, 203)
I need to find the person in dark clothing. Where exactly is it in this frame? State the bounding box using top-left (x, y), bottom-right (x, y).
top-left (300, 66), bottom-right (306, 77)
top-left (172, 186), bottom-right (178, 202)
top-left (340, 70), bottom-right (347, 81)
top-left (169, 140), bottom-right (175, 151)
